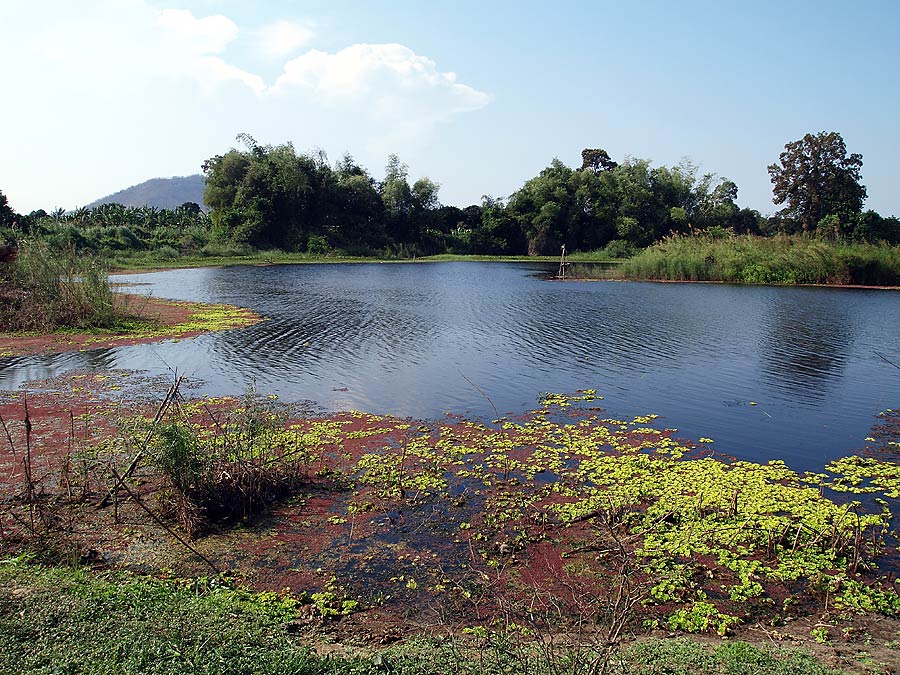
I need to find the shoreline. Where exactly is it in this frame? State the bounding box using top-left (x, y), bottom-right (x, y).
top-left (1, 373), bottom-right (898, 673)
top-left (557, 275), bottom-right (900, 291)
top-left (0, 293), bottom-right (263, 357)
top-left (109, 254), bottom-right (899, 291)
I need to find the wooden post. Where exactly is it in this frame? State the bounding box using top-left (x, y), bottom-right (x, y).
top-left (558, 244), bottom-right (568, 279)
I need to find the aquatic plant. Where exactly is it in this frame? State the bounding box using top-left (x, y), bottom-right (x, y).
top-left (3, 377), bottom-right (899, 637)
top-left (147, 391), bottom-right (317, 535)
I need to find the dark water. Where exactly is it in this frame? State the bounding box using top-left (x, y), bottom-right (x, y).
top-left (1, 262), bottom-right (898, 471)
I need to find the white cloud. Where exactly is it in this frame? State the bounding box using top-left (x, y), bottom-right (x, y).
top-left (158, 8), bottom-right (238, 54)
top-left (196, 56), bottom-right (266, 94)
top-left (268, 43), bottom-right (492, 152)
top-left (274, 43), bottom-right (492, 114)
top-left (155, 8), bottom-right (262, 94)
top-left (0, 1), bottom-right (493, 211)
top-left (256, 20), bottom-right (315, 60)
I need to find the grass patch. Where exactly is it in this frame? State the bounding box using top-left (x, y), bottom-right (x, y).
top-left (618, 234), bottom-right (900, 286)
top-left (0, 558), bottom-right (856, 675)
top-left (109, 251), bottom-right (562, 271)
top-left (0, 241), bottom-right (135, 332)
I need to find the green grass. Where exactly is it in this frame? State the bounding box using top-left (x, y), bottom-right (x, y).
top-left (0, 558), bottom-right (858, 675)
top-left (617, 234), bottom-right (900, 286)
top-left (0, 240), bottom-right (136, 332)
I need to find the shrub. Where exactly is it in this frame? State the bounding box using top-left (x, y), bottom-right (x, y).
top-left (620, 234), bottom-right (900, 286)
top-left (149, 394), bottom-right (313, 537)
top-left (0, 240), bottom-right (126, 331)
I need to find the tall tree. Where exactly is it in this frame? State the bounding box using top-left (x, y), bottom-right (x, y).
top-left (508, 158), bottom-right (578, 255)
top-left (581, 148), bottom-right (618, 173)
top-left (767, 131), bottom-right (866, 232)
top-left (0, 190), bottom-right (17, 229)
top-left (381, 154), bottom-right (414, 244)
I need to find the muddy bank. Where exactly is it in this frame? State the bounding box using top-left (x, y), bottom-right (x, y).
top-left (0, 294), bottom-right (263, 357)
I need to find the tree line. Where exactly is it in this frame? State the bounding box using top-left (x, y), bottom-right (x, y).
top-left (1, 131), bottom-right (898, 259)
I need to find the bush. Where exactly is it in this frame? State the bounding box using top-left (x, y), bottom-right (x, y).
top-left (0, 240), bottom-right (126, 331)
top-left (149, 394), bottom-right (313, 537)
top-left (199, 241), bottom-right (256, 258)
top-left (620, 234), bottom-right (900, 286)
top-left (149, 245), bottom-right (180, 261)
top-left (306, 234), bottom-right (330, 256)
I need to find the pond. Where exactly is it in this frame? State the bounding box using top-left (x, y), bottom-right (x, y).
top-left (1, 262), bottom-right (898, 471)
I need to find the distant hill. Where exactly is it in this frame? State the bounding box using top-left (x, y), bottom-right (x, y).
top-left (86, 174), bottom-right (206, 210)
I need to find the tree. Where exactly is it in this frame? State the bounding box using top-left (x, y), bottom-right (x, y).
top-left (0, 190), bottom-right (17, 229)
top-left (581, 148), bottom-right (618, 173)
top-left (381, 154), bottom-right (414, 244)
top-left (507, 158), bottom-right (578, 255)
top-left (768, 131), bottom-right (866, 232)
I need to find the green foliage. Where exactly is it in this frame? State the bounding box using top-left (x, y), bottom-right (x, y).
top-left (620, 233), bottom-right (900, 285)
top-left (666, 600), bottom-right (741, 636)
top-left (306, 233), bottom-right (331, 256)
top-left (0, 239), bottom-right (131, 331)
top-left (768, 131), bottom-right (866, 233)
top-left (0, 561), bottom-right (331, 675)
top-left (306, 576), bottom-right (359, 617)
top-left (25, 202), bottom-right (213, 256)
top-left (148, 394), bottom-right (315, 534)
top-left (0, 559), bottom-right (856, 675)
top-left (830, 577), bottom-right (900, 615)
top-left (0, 189), bottom-right (17, 229)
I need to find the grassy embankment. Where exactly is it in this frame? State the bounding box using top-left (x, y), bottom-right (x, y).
top-left (0, 241), bottom-right (262, 355)
top-left (612, 235), bottom-right (900, 286)
top-left (0, 241), bottom-right (139, 333)
top-left (0, 558), bottom-right (857, 675)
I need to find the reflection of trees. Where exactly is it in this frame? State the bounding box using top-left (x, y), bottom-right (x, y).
top-left (201, 266), bottom-right (728, 411)
top-left (0, 349), bottom-right (118, 389)
top-left (758, 291), bottom-right (849, 401)
top-left (201, 265), bottom-right (447, 386)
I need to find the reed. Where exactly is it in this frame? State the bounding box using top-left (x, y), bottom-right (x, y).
top-left (0, 240), bottom-right (129, 331)
top-left (619, 234), bottom-right (900, 286)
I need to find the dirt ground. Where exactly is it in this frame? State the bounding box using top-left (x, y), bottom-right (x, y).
top-left (0, 294), bottom-right (262, 357)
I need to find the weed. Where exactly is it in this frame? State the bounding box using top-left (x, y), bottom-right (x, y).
top-left (0, 240), bottom-right (129, 331)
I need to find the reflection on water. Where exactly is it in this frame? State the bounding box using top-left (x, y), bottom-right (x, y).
top-left (0, 262), bottom-right (898, 471)
top-left (758, 290), bottom-right (852, 403)
top-left (0, 348), bottom-right (119, 387)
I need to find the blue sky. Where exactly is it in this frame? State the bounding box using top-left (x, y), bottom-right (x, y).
top-left (2, 0), bottom-right (898, 216)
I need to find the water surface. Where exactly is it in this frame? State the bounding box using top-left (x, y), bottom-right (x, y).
top-left (1, 262), bottom-right (898, 471)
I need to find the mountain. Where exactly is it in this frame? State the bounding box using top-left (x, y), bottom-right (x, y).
top-left (86, 175), bottom-right (205, 210)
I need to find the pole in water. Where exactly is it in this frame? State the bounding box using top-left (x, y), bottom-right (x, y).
top-left (558, 244), bottom-right (568, 279)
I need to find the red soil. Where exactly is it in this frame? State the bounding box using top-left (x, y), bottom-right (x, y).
top-left (0, 294), bottom-right (260, 357)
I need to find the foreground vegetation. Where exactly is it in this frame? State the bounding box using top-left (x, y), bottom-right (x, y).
top-left (0, 558), bottom-right (866, 675)
top-left (618, 234), bottom-right (900, 285)
top-left (2, 377), bottom-right (900, 673)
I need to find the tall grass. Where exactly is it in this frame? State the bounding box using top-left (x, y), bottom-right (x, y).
top-left (620, 234), bottom-right (900, 286)
top-left (0, 240), bottom-right (129, 331)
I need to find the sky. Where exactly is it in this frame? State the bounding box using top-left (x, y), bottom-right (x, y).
top-left (1, 0), bottom-right (899, 216)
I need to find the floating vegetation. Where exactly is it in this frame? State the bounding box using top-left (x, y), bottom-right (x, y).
top-left (2, 382), bottom-right (898, 637)
top-left (82, 299), bottom-right (263, 346)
